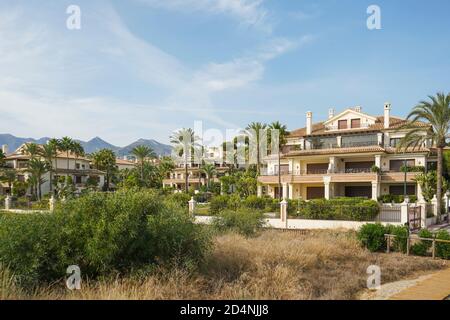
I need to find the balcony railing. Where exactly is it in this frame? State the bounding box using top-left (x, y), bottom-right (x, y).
top-left (260, 168), bottom-right (375, 176)
top-left (340, 141), bottom-right (379, 148)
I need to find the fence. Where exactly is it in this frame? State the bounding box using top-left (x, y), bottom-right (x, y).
top-left (385, 233), bottom-right (450, 259)
top-left (377, 205), bottom-right (402, 223)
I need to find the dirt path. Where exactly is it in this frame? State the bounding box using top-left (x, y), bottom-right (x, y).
top-left (360, 269), bottom-right (450, 300)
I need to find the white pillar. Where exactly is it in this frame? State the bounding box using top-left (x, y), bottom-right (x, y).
top-left (417, 182), bottom-right (424, 202)
top-left (374, 155), bottom-right (381, 169)
top-left (49, 195), bottom-right (56, 212)
top-left (431, 195), bottom-right (438, 217)
top-left (400, 198), bottom-right (409, 225)
top-left (188, 197), bottom-right (196, 215)
top-left (417, 199), bottom-right (427, 228)
top-left (337, 136), bottom-right (342, 148)
top-left (5, 195), bottom-right (12, 210)
top-left (280, 199), bottom-right (288, 228)
top-left (288, 184), bottom-right (293, 200)
top-left (371, 181), bottom-right (379, 201)
top-left (323, 176), bottom-right (331, 200)
top-left (443, 193), bottom-right (449, 215)
top-left (257, 185), bottom-right (262, 197)
top-left (328, 157), bottom-right (336, 173)
top-left (282, 183), bottom-right (288, 200)
top-left (377, 133), bottom-right (383, 146)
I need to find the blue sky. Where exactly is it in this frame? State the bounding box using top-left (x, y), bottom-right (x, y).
top-left (0, 0), bottom-right (449, 146)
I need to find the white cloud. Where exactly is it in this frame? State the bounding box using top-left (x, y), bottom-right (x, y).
top-left (136, 0), bottom-right (271, 32)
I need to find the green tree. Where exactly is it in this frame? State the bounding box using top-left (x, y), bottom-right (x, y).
top-left (72, 141), bottom-right (85, 171)
top-left (39, 142), bottom-right (58, 194)
top-left (91, 149), bottom-right (117, 191)
top-left (245, 122), bottom-right (267, 175)
top-left (26, 159), bottom-right (49, 201)
top-left (201, 163), bottom-right (217, 191)
top-left (24, 142), bottom-right (40, 159)
top-left (268, 121), bottom-right (289, 200)
top-left (57, 137), bottom-right (75, 171)
top-left (398, 92), bottom-right (450, 222)
top-left (0, 149), bottom-right (5, 167)
top-left (0, 169), bottom-right (16, 194)
top-left (170, 128), bottom-right (199, 193)
top-left (131, 145), bottom-right (156, 181)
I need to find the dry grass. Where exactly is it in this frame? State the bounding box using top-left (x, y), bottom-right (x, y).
top-left (3, 230), bottom-right (447, 300)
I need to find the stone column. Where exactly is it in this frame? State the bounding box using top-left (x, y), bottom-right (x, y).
top-left (280, 199), bottom-right (288, 228)
top-left (257, 185), bottom-right (262, 197)
top-left (377, 133), bottom-right (383, 146)
top-left (288, 184), bottom-right (294, 200)
top-left (431, 195), bottom-right (438, 217)
top-left (371, 181), bottom-right (379, 201)
top-left (443, 193), bottom-right (449, 215)
top-left (188, 197), bottom-right (197, 215)
top-left (49, 195), bottom-right (56, 212)
top-left (374, 155), bottom-right (381, 169)
top-left (5, 195), bottom-right (12, 210)
top-left (328, 157), bottom-right (336, 174)
top-left (400, 198), bottom-right (409, 225)
top-left (282, 183), bottom-right (288, 200)
top-left (323, 176), bottom-right (331, 200)
top-left (417, 182), bottom-right (425, 202)
top-left (417, 199), bottom-right (427, 228)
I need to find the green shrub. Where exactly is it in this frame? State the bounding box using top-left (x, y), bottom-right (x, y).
top-left (209, 195), bottom-right (231, 215)
top-left (357, 223), bottom-right (387, 252)
top-left (435, 230), bottom-right (450, 259)
top-left (265, 197), bottom-right (280, 213)
top-left (166, 192), bottom-right (191, 207)
top-left (292, 198), bottom-right (379, 221)
top-left (410, 229), bottom-right (433, 256)
top-left (378, 194), bottom-right (417, 203)
top-left (390, 225), bottom-right (409, 253)
top-left (243, 195), bottom-right (266, 210)
top-left (0, 190), bottom-right (211, 288)
top-left (212, 209), bottom-right (265, 237)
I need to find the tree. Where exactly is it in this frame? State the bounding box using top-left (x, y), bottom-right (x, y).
top-left (268, 121), bottom-right (289, 200)
top-left (170, 128), bottom-right (199, 193)
top-left (39, 142), bottom-right (58, 194)
top-left (131, 145), bottom-right (156, 181)
top-left (24, 142), bottom-right (40, 159)
top-left (0, 149), bottom-right (5, 167)
top-left (0, 169), bottom-right (16, 194)
top-left (26, 158), bottom-right (49, 201)
top-left (398, 92), bottom-right (450, 222)
top-left (415, 171), bottom-right (449, 202)
top-left (57, 137), bottom-right (75, 171)
top-left (72, 141), bottom-right (85, 170)
top-left (245, 122), bottom-right (267, 175)
top-left (91, 149), bottom-right (117, 191)
top-left (202, 163), bottom-right (217, 191)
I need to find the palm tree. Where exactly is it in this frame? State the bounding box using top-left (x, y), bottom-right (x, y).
top-left (0, 169), bottom-right (16, 194)
top-left (91, 149), bottom-right (117, 191)
top-left (245, 122), bottom-right (267, 175)
top-left (398, 92), bottom-right (450, 222)
top-left (39, 142), bottom-right (58, 194)
top-left (170, 128), bottom-right (198, 193)
top-left (131, 145), bottom-right (156, 181)
top-left (202, 163), bottom-right (217, 191)
top-left (0, 149), bottom-right (5, 167)
top-left (72, 141), bottom-right (85, 171)
top-left (269, 121), bottom-right (289, 200)
top-left (26, 158), bottom-right (49, 201)
top-left (58, 137), bottom-right (75, 171)
top-left (24, 142), bottom-right (40, 159)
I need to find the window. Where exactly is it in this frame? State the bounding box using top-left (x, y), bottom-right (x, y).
top-left (341, 134), bottom-right (378, 148)
top-left (389, 159), bottom-right (415, 172)
top-left (338, 120), bottom-right (347, 130)
top-left (389, 185), bottom-right (416, 196)
top-left (351, 118), bottom-right (361, 128)
top-left (307, 187), bottom-right (325, 200)
top-left (75, 163), bottom-right (80, 169)
top-left (75, 176), bottom-right (82, 184)
top-left (345, 186), bottom-right (371, 198)
top-left (390, 138), bottom-right (402, 147)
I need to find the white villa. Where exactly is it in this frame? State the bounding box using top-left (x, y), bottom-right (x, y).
top-left (258, 103), bottom-right (435, 201)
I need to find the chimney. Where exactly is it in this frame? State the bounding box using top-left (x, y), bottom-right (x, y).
top-left (328, 108), bottom-right (335, 119)
top-left (2, 144), bottom-right (8, 154)
top-left (306, 111), bottom-right (313, 135)
top-left (355, 106), bottom-right (362, 113)
top-left (384, 102), bottom-right (391, 129)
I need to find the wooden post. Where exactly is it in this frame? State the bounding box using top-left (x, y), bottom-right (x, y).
top-left (432, 239), bottom-right (436, 259)
top-left (386, 235), bottom-right (390, 253)
top-left (406, 236), bottom-right (410, 256)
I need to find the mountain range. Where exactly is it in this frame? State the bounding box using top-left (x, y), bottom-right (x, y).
top-left (0, 134), bottom-right (172, 157)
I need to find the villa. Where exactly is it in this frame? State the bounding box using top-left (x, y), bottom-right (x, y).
top-left (258, 103), bottom-right (434, 201)
top-left (1, 144), bottom-right (105, 196)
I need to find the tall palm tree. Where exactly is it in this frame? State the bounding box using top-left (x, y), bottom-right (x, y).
top-left (26, 158), bottom-right (49, 201)
top-left (24, 142), bottom-right (40, 159)
top-left (91, 149), bottom-right (117, 191)
top-left (39, 142), bottom-right (58, 194)
top-left (170, 128), bottom-right (198, 193)
top-left (0, 169), bottom-right (16, 194)
top-left (398, 92), bottom-right (450, 222)
top-left (0, 149), bottom-right (5, 167)
top-left (131, 145), bottom-right (156, 181)
top-left (72, 141), bottom-right (85, 171)
top-left (58, 137), bottom-right (75, 171)
top-left (202, 163), bottom-right (217, 191)
top-left (245, 122), bottom-right (267, 175)
top-left (269, 121), bottom-right (289, 200)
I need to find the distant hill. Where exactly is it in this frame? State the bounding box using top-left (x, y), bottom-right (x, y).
top-left (0, 134), bottom-right (172, 157)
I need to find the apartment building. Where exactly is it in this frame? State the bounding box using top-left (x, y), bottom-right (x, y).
top-left (1, 144), bottom-right (105, 196)
top-left (258, 104), bottom-right (434, 201)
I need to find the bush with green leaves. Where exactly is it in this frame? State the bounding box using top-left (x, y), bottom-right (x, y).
top-left (378, 194), bottom-right (417, 204)
top-left (0, 190), bottom-right (211, 288)
top-left (243, 195), bottom-right (266, 210)
top-left (389, 225), bottom-right (409, 253)
top-left (209, 195), bottom-right (232, 215)
top-left (357, 223), bottom-right (388, 252)
top-left (211, 209), bottom-right (265, 237)
top-left (435, 230), bottom-right (450, 259)
top-left (410, 229), bottom-right (433, 256)
top-left (291, 198), bottom-right (379, 221)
